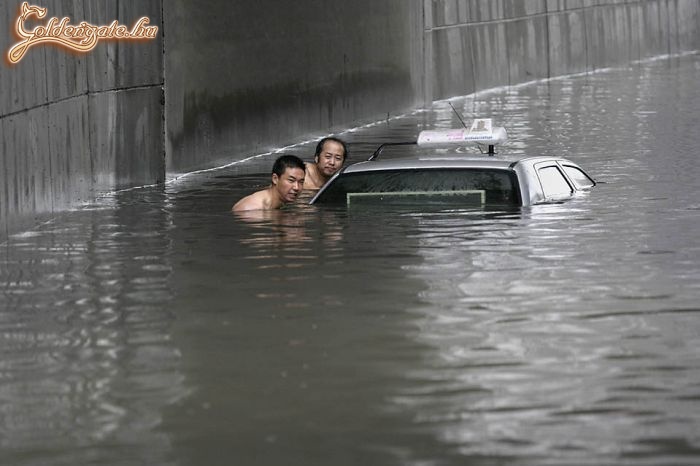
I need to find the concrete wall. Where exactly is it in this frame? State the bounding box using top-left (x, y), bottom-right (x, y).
top-left (2, 0), bottom-right (699, 240)
top-left (164, 0), bottom-right (425, 175)
top-left (428, 0), bottom-right (700, 100)
top-left (0, 0), bottom-right (164, 240)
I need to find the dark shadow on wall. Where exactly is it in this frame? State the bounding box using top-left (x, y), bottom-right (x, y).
top-left (174, 68), bottom-right (412, 173)
top-left (163, 0), bottom-right (424, 175)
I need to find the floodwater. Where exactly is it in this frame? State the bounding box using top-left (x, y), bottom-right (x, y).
top-left (2, 53), bottom-right (700, 465)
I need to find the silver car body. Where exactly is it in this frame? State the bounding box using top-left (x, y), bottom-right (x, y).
top-left (309, 152), bottom-right (595, 206)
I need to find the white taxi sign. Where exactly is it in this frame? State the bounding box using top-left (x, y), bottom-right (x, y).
top-left (417, 118), bottom-right (508, 147)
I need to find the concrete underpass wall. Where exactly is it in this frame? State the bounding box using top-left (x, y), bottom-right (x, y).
top-left (428, 0), bottom-right (700, 101)
top-left (0, 0), bottom-right (164, 241)
top-left (164, 0), bottom-right (425, 175)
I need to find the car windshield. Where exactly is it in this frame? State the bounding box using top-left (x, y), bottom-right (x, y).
top-left (313, 168), bottom-right (520, 206)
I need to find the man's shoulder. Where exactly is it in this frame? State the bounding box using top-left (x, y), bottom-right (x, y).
top-left (233, 189), bottom-right (271, 211)
top-left (305, 162), bottom-right (319, 175)
top-left (304, 163), bottom-right (323, 190)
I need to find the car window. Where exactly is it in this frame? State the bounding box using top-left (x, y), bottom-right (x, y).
top-left (562, 165), bottom-right (595, 188)
top-left (537, 165), bottom-right (573, 198)
top-left (314, 168), bottom-right (520, 205)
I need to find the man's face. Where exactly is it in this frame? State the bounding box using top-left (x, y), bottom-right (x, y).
top-left (272, 167), bottom-right (305, 203)
top-left (315, 141), bottom-right (345, 177)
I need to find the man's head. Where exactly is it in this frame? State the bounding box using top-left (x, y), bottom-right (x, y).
top-left (314, 137), bottom-right (348, 178)
top-left (271, 155), bottom-right (306, 204)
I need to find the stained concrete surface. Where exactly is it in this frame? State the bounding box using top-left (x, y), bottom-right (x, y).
top-left (163, 0), bottom-right (423, 175)
top-left (0, 0), bottom-right (164, 240)
top-left (428, 0), bottom-right (700, 100)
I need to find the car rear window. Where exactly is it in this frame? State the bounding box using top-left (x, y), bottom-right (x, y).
top-left (313, 168), bottom-right (520, 206)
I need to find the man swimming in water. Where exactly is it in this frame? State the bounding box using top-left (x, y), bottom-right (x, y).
top-left (232, 155), bottom-right (306, 211)
top-left (303, 137), bottom-right (348, 190)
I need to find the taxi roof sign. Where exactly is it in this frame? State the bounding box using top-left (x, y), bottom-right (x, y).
top-left (417, 118), bottom-right (508, 148)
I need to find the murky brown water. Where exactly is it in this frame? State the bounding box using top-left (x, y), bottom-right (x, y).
top-left (2, 53), bottom-right (700, 465)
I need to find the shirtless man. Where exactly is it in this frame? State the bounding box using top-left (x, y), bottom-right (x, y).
top-left (232, 155), bottom-right (306, 211)
top-left (303, 137), bottom-right (348, 190)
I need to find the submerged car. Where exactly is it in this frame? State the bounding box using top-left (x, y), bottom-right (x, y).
top-left (310, 119), bottom-right (595, 207)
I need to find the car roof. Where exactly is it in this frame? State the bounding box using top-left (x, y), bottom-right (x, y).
top-left (342, 152), bottom-right (563, 173)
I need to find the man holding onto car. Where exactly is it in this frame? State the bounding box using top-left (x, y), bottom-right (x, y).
top-left (303, 137), bottom-right (348, 190)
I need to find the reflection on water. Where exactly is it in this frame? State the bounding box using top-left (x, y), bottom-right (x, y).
top-left (2, 54), bottom-right (700, 465)
top-left (0, 192), bottom-right (188, 465)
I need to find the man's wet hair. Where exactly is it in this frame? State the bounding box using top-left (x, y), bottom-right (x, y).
top-left (272, 154), bottom-right (306, 177)
top-left (314, 137), bottom-right (348, 161)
